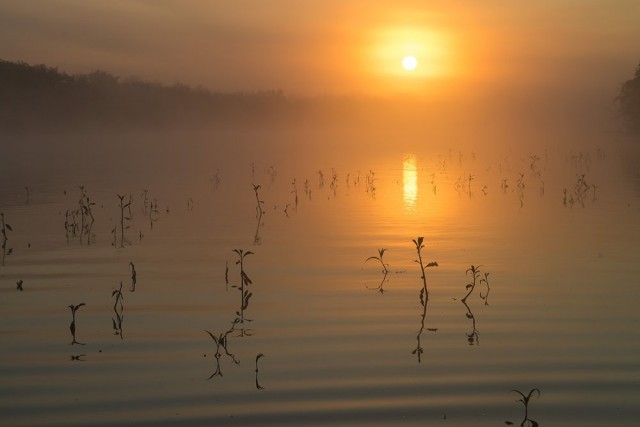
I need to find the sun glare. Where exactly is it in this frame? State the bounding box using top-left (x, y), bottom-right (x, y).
top-left (367, 26), bottom-right (452, 90)
top-left (402, 55), bottom-right (418, 71)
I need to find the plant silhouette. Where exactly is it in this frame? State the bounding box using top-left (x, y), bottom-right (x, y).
top-left (116, 194), bottom-right (132, 247)
top-left (68, 303), bottom-right (86, 345)
top-left (506, 388), bottom-right (541, 426)
top-left (366, 248), bottom-right (390, 274)
top-left (77, 186), bottom-right (96, 245)
top-left (232, 249), bottom-right (254, 329)
top-left (252, 184), bottom-right (265, 219)
top-left (412, 237), bottom-right (438, 300)
top-left (462, 265), bottom-right (482, 303)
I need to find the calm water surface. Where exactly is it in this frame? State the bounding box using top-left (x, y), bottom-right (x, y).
top-left (1, 129), bottom-right (639, 426)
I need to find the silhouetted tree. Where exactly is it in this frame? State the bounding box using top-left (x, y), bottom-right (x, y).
top-left (617, 60), bottom-right (640, 135)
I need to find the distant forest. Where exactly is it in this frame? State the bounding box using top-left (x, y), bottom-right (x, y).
top-left (3, 58), bottom-right (639, 134)
top-left (618, 61), bottom-right (640, 135)
top-left (0, 59), bottom-right (297, 131)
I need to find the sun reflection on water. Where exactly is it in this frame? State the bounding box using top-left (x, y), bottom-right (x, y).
top-left (403, 154), bottom-right (418, 212)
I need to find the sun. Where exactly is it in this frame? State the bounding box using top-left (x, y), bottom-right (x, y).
top-left (402, 55), bottom-right (418, 71)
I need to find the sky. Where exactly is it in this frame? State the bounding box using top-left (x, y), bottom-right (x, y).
top-left (1, 0), bottom-right (639, 101)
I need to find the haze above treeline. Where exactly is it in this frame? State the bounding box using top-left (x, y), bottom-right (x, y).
top-left (0, 58), bottom-right (638, 137)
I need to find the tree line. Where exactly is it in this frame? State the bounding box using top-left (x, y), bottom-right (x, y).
top-left (0, 59), bottom-right (291, 131)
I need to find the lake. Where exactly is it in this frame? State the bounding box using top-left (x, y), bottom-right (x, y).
top-left (0, 126), bottom-right (639, 426)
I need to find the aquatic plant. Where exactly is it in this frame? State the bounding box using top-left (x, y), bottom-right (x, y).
top-left (149, 197), bottom-right (160, 229)
top-left (112, 282), bottom-right (124, 339)
top-left (64, 209), bottom-right (77, 239)
top-left (516, 173), bottom-right (525, 207)
top-left (304, 178), bottom-right (311, 200)
top-left (412, 237), bottom-right (438, 300)
top-left (573, 173), bottom-right (590, 207)
top-left (317, 170), bottom-right (325, 188)
top-left (141, 189), bottom-right (150, 214)
top-left (366, 248), bottom-right (390, 274)
top-left (501, 178), bottom-right (509, 194)
top-left (255, 353), bottom-right (265, 390)
top-left (365, 170), bottom-right (376, 198)
top-left (252, 184), bottom-right (265, 219)
top-left (62, 187), bottom-right (96, 244)
top-left (411, 237), bottom-right (439, 361)
top-left (232, 249), bottom-right (254, 326)
top-left (78, 186), bottom-right (96, 238)
top-left (1, 213), bottom-right (12, 266)
top-left (330, 168), bottom-right (338, 196)
top-left (291, 178), bottom-right (299, 210)
top-left (117, 194), bottom-right (132, 247)
top-left (462, 265), bottom-right (482, 303)
top-left (252, 185), bottom-right (265, 244)
top-left (563, 173), bottom-right (596, 208)
top-left (506, 388), bottom-right (541, 427)
top-left (68, 303), bottom-right (86, 345)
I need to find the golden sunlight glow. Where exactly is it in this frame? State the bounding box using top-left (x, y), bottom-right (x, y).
top-left (402, 55), bottom-right (418, 71)
top-left (403, 154), bottom-right (418, 212)
top-left (369, 26), bottom-right (451, 81)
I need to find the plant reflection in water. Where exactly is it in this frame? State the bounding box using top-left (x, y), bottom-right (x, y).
top-left (68, 303), bottom-right (86, 345)
top-left (112, 281), bottom-right (125, 339)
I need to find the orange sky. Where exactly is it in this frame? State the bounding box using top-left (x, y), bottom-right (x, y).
top-left (0, 0), bottom-right (638, 99)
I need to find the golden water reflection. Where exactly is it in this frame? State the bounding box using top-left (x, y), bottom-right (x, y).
top-left (403, 154), bottom-right (418, 212)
